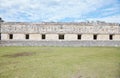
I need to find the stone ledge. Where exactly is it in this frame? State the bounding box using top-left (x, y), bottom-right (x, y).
top-left (0, 40), bottom-right (120, 47)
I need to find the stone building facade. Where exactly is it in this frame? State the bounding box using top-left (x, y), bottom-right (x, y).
top-left (0, 21), bottom-right (120, 46)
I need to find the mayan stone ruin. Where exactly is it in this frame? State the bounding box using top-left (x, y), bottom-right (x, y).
top-left (0, 18), bottom-right (120, 46)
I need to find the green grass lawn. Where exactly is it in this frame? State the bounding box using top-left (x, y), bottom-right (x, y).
top-left (0, 47), bottom-right (120, 78)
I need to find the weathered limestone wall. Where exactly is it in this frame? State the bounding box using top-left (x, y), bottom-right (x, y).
top-left (1, 34), bottom-right (9, 40)
top-left (0, 22), bottom-right (120, 41)
top-left (81, 34), bottom-right (93, 40)
top-left (13, 34), bottom-right (25, 40)
top-left (30, 34), bottom-right (41, 40)
top-left (113, 35), bottom-right (120, 40)
top-left (97, 34), bottom-right (109, 40)
top-left (65, 34), bottom-right (77, 40)
top-left (0, 22), bottom-right (120, 46)
top-left (1, 41), bottom-right (120, 47)
top-left (1, 22), bottom-right (120, 34)
top-left (46, 34), bottom-right (58, 40)
top-left (1, 33), bottom-right (120, 41)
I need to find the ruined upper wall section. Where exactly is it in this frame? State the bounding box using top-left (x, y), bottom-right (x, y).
top-left (1, 21), bottom-right (120, 26)
top-left (1, 22), bottom-right (120, 34)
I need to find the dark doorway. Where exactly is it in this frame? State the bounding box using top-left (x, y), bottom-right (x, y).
top-left (42, 34), bottom-right (46, 39)
top-left (109, 34), bottom-right (113, 40)
top-left (9, 34), bottom-right (13, 39)
top-left (93, 34), bottom-right (97, 40)
top-left (26, 34), bottom-right (29, 39)
top-left (0, 33), bottom-right (1, 40)
top-left (77, 34), bottom-right (81, 40)
top-left (59, 34), bottom-right (64, 40)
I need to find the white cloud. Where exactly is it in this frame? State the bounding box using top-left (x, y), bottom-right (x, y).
top-left (87, 14), bottom-right (120, 23)
top-left (0, 0), bottom-right (120, 22)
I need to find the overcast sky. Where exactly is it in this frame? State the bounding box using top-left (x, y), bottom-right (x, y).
top-left (0, 0), bottom-right (120, 23)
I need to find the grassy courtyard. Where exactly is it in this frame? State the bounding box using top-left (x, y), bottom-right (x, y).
top-left (0, 47), bottom-right (120, 78)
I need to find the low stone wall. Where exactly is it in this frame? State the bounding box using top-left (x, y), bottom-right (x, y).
top-left (0, 40), bottom-right (120, 47)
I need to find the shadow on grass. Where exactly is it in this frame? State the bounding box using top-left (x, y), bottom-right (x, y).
top-left (2, 52), bottom-right (36, 58)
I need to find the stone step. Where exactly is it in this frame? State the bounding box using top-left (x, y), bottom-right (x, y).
top-left (0, 40), bottom-right (120, 46)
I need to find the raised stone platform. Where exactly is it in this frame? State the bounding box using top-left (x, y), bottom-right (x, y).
top-left (0, 40), bottom-right (120, 47)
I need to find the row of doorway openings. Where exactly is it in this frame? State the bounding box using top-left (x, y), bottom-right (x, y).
top-left (8, 34), bottom-right (114, 40)
top-left (8, 34), bottom-right (65, 40)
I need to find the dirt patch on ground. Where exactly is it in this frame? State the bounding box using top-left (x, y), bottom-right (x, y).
top-left (2, 52), bottom-right (36, 58)
top-left (72, 72), bottom-right (83, 78)
top-left (0, 61), bottom-right (19, 66)
top-left (73, 74), bottom-right (82, 78)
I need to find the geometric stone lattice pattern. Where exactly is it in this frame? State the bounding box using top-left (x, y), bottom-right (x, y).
top-left (0, 21), bottom-right (120, 46)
